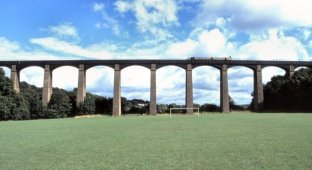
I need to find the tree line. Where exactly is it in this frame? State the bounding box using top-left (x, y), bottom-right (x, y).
top-left (262, 68), bottom-right (312, 112)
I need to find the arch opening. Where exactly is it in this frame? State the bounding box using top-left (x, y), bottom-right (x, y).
top-left (294, 66), bottom-right (310, 71)
top-left (86, 66), bottom-right (114, 97)
top-left (228, 66), bottom-right (253, 110)
top-left (20, 66), bottom-right (44, 88)
top-left (121, 66), bottom-right (150, 114)
top-left (0, 66), bottom-right (11, 78)
top-left (86, 66), bottom-right (114, 115)
top-left (52, 66), bottom-right (78, 91)
top-left (157, 66), bottom-right (186, 106)
top-left (262, 66), bottom-right (286, 84)
top-left (193, 66), bottom-right (220, 110)
top-left (262, 66), bottom-right (295, 112)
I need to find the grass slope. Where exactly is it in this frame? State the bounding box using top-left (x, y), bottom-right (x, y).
top-left (1, 113), bottom-right (312, 169)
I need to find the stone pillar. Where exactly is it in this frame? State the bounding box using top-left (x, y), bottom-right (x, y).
top-left (150, 64), bottom-right (157, 115)
top-left (76, 64), bottom-right (86, 107)
top-left (42, 65), bottom-right (52, 104)
top-left (253, 65), bottom-right (264, 111)
top-left (220, 64), bottom-right (230, 112)
top-left (186, 64), bottom-right (193, 114)
top-left (287, 65), bottom-right (295, 78)
top-left (10, 65), bottom-right (20, 93)
top-left (113, 64), bottom-right (121, 116)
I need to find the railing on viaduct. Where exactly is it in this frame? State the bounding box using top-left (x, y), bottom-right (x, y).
top-left (1, 59), bottom-right (312, 115)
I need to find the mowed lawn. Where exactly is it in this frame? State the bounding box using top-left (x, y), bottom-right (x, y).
top-left (1, 114), bottom-right (312, 169)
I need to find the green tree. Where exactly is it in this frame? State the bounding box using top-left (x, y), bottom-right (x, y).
top-left (200, 103), bottom-right (220, 112)
top-left (11, 94), bottom-right (30, 120)
top-left (95, 96), bottom-right (112, 115)
top-left (29, 94), bottom-right (48, 119)
top-left (0, 70), bottom-right (14, 120)
top-left (0, 70), bottom-right (15, 96)
top-left (17, 82), bottom-right (46, 119)
top-left (262, 68), bottom-right (312, 112)
top-left (157, 104), bottom-right (168, 114)
top-left (229, 96), bottom-right (246, 111)
top-left (0, 95), bottom-right (14, 120)
top-left (121, 97), bottom-right (131, 113)
top-left (77, 93), bottom-right (96, 115)
top-left (48, 88), bottom-right (72, 118)
top-left (0, 70), bottom-right (30, 120)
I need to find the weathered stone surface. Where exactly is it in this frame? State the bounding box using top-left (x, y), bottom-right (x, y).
top-left (42, 65), bottom-right (52, 104)
top-left (253, 65), bottom-right (264, 111)
top-left (220, 64), bottom-right (230, 112)
top-left (10, 65), bottom-right (20, 93)
top-left (113, 64), bottom-right (121, 116)
top-left (150, 64), bottom-right (157, 115)
top-left (287, 65), bottom-right (295, 78)
top-left (77, 64), bottom-right (86, 106)
top-left (186, 64), bottom-right (193, 114)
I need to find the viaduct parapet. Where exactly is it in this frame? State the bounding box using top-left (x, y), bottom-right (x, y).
top-left (1, 59), bottom-right (311, 115)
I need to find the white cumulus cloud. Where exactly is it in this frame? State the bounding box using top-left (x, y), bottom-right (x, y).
top-left (30, 37), bottom-right (113, 59)
top-left (238, 30), bottom-right (310, 60)
top-left (53, 66), bottom-right (78, 91)
top-left (115, 0), bottom-right (179, 42)
top-left (115, 1), bottom-right (132, 12)
top-left (0, 37), bottom-right (62, 61)
top-left (48, 23), bottom-right (79, 39)
top-left (93, 2), bottom-right (104, 12)
top-left (20, 67), bottom-right (44, 87)
top-left (93, 2), bottom-right (128, 37)
top-left (166, 28), bottom-right (231, 58)
top-left (195, 0), bottom-right (312, 31)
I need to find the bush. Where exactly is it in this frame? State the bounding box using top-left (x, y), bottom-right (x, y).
top-left (263, 68), bottom-right (312, 112)
top-left (200, 103), bottom-right (220, 112)
top-left (48, 89), bottom-right (72, 118)
top-left (11, 94), bottom-right (30, 120)
top-left (0, 95), bottom-right (14, 120)
top-left (77, 94), bottom-right (96, 115)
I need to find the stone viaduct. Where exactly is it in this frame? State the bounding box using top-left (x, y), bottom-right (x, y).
top-left (1, 59), bottom-right (312, 116)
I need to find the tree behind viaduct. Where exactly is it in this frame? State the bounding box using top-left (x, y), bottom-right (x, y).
top-left (1, 59), bottom-right (311, 116)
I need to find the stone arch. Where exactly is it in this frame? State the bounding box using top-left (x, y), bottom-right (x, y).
top-left (262, 65), bottom-right (289, 73)
top-left (193, 64), bottom-right (221, 70)
top-left (19, 65), bottom-right (44, 71)
top-left (294, 66), bottom-right (310, 71)
top-left (227, 65), bottom-right (254, 71)
top-left (86, 64), bottom-right (114, 70)
top-left (156, 64), bottom-right (186, 70)
top-left (192, 66), bottom-right (220, 106)
top-left (121, 64), bottom-right (150, 70)
top-left (51, 64), bottom-right (79, 71)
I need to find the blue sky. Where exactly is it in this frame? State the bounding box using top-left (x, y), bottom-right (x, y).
top-left (0, 0), bottom-right (311, 105)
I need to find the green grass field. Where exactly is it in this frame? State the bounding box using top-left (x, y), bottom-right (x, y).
top-left (1, 113), bottom-right (312, 169)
